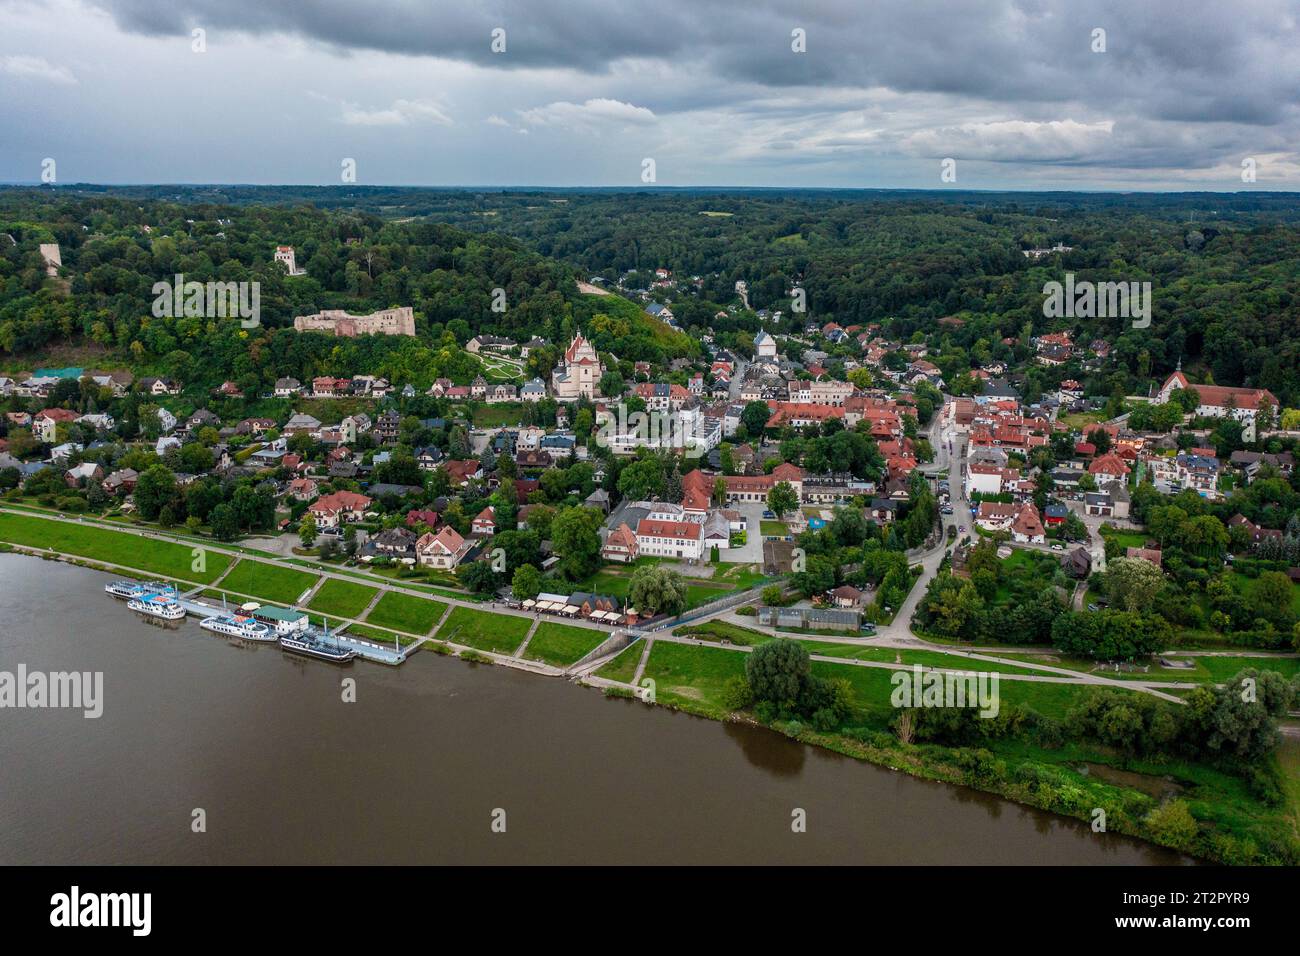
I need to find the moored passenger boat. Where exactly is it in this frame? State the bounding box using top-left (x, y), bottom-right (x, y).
top-left (200, 613), bottom-right (273, 642)
top-left (127, 595), bottom-right (186, 620)
top-left (279, 625), bottom-right (355, 663)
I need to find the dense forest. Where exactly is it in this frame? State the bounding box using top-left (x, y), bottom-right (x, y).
top-left (0, 190), bottom-right (696, 391)
top-left (1, 186), bottom-right (1297, 404)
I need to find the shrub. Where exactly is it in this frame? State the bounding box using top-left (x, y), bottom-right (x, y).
top-left (1144, 800), bottom-right (1199, 853)
top-left (720, 676), bottom-right (754, 711)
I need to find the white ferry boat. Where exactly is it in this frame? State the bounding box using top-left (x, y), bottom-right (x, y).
top-left (200, 613), bottom-right (273, 642)
top-left (105, 579), bottom-right (168, 599)
top-left (127, 595), bottom-right (186, 620)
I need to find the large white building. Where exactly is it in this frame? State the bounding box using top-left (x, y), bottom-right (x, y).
top-left (1157, 370), bottom-right (1277, 442)
top-left (754, 330), bottom-right (778, 359)
top-left (964, 463), bottom-right (1020, 497)
top-left (635, 517), bottom-right (704, 560)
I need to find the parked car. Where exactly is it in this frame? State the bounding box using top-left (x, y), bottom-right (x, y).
top-left (941, 505), bottom-right (953, 515)
top-left (762, 509), bottom-right (776, 519)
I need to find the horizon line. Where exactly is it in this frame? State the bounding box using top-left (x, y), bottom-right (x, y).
top-left (2, 182), bottom-right (1299, 196)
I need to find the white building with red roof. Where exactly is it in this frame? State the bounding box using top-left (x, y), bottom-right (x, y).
top-left (1157, 370), bottom-right (1277, 441)
top-left (1088, 452), bottom-right (1131, 487)
top-left (308, 491), bottom-right (372, 528)
top-left (635, 517), bottom-right (704, 560)
top-left (416, 527), bottom-right (472, 570)
top-left (601, 523), bottom-right (639, 563)
top-left (551, 332), bottom-right (604, 401)
top-left (1011, 503), bottom-right (1046, 544)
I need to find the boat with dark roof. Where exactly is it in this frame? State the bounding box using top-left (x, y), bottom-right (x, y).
top-left (279, 623), bottom-right (355, 663)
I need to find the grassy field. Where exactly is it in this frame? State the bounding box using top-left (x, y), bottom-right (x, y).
top-left (1195, 654), bottom-right (1300, 682)
top-left (364, 592), bottom-right (447, 634)
top-left (594, 640), bottom-right (643, 683)
top-left (993, 651), bottom-right (1300, 685)
top-left (1059, 411), bottom-right (1104, 430)
top-left (676, 620), bottom-right (770, 645)
top-left (603, 631), bottom-right (1300, 864)
top-left (308, 578), bottom-right (379, 618)
top-left (0, 511), bottom-right (231, 583)
top-left (798, 642), bottom-right (1045, 676)
top-left (641, 641), bottom-right (747, 717)
top-left (1099, 526), bottom-right (1150, 550)
top-left (760, 520), bottom-right (787, 536)
top-left (523, 622), bottom-right (609, 667)
top-left (466, 402), bottom-right (531, 429)
top-left (346, 622), bottom-right (420, 647)
top-left (437, 606), bottom-right (532, 654)
top-left (1225, 570), bottom-right (1300, 616)
top-left (216, 560), bottom-right (319, 605)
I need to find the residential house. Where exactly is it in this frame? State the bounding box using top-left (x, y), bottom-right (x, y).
top-left (1011, 503), bottom-right (1046, 544)
top-left (602, 523), bottom-right (639, 563)
top-left (416, 527), bottom-right (473, 570)
top-left (33, 408), bottom-right (79, 443)
top-left (308, 491), bottom-right (372, 529)
top-left (471, 506), bottom-right (496, 536)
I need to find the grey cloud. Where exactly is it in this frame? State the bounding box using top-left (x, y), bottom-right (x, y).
top-left (86, 0), bottom-right (1300, 126)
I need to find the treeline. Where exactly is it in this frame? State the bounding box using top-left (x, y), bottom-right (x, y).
top-left (424, 189), bottom-right (1300, 406)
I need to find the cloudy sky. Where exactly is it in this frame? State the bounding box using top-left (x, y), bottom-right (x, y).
top-left (2, 0), bottom-right (1298, 189)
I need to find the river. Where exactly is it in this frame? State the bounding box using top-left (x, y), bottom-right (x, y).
top-left (0, 554), bottom-right (1182, 864)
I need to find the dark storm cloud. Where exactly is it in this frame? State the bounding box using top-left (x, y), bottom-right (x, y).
top-left (86, 0), bottom-right (1300, 127)
top-left (6, 0), bottom-right (1296, 185)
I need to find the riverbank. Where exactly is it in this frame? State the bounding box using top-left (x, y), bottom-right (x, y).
top-left (1, 516), bottom-right (1295, 865)
top-left (582, 637), bottom-right (1299, 866)
top-left (1, 552), bottom-right (1184, 866)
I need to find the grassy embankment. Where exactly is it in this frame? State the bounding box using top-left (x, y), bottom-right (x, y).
top-left (617, 635), bottom-right (1299, 864)
top-left (523, 622), bottom-right (610, 667)
top-left (0, 511), bottom-right (231, 584)
top-left (436, 606), bottom-right (532, 654)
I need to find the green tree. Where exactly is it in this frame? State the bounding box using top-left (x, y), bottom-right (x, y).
top-left (627, 564), bottom-right (688, 617)
top-left (767, 480), bottom-right (798, 519)
top-left (209, 502), bottom-right (239, 542)
top-left (740, 400), bottom-right (772, 437)
top-left (745, 638), bottom-right (811, 707)
top-left (1252, 572), bottom-right (1296, 628)
top-left (1103, 557), bottom-right (1167, 613)
top-left (133, 465), bottom-right (177, 521)
top-left (457, 559), bottom-right (500, 595)
top-left (550, 505), bottom-right (603, 580)
top-left (299, 514), bottom-right (318, 549)
top-left (511, 563), bottom-right (542, 601)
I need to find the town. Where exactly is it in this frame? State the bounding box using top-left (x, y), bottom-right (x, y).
top-left (2, 188), bottom-right (1299, 869)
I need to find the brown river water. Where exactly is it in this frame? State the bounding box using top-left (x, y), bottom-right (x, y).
top-left (0, 553), bottom-right (1183, 864)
